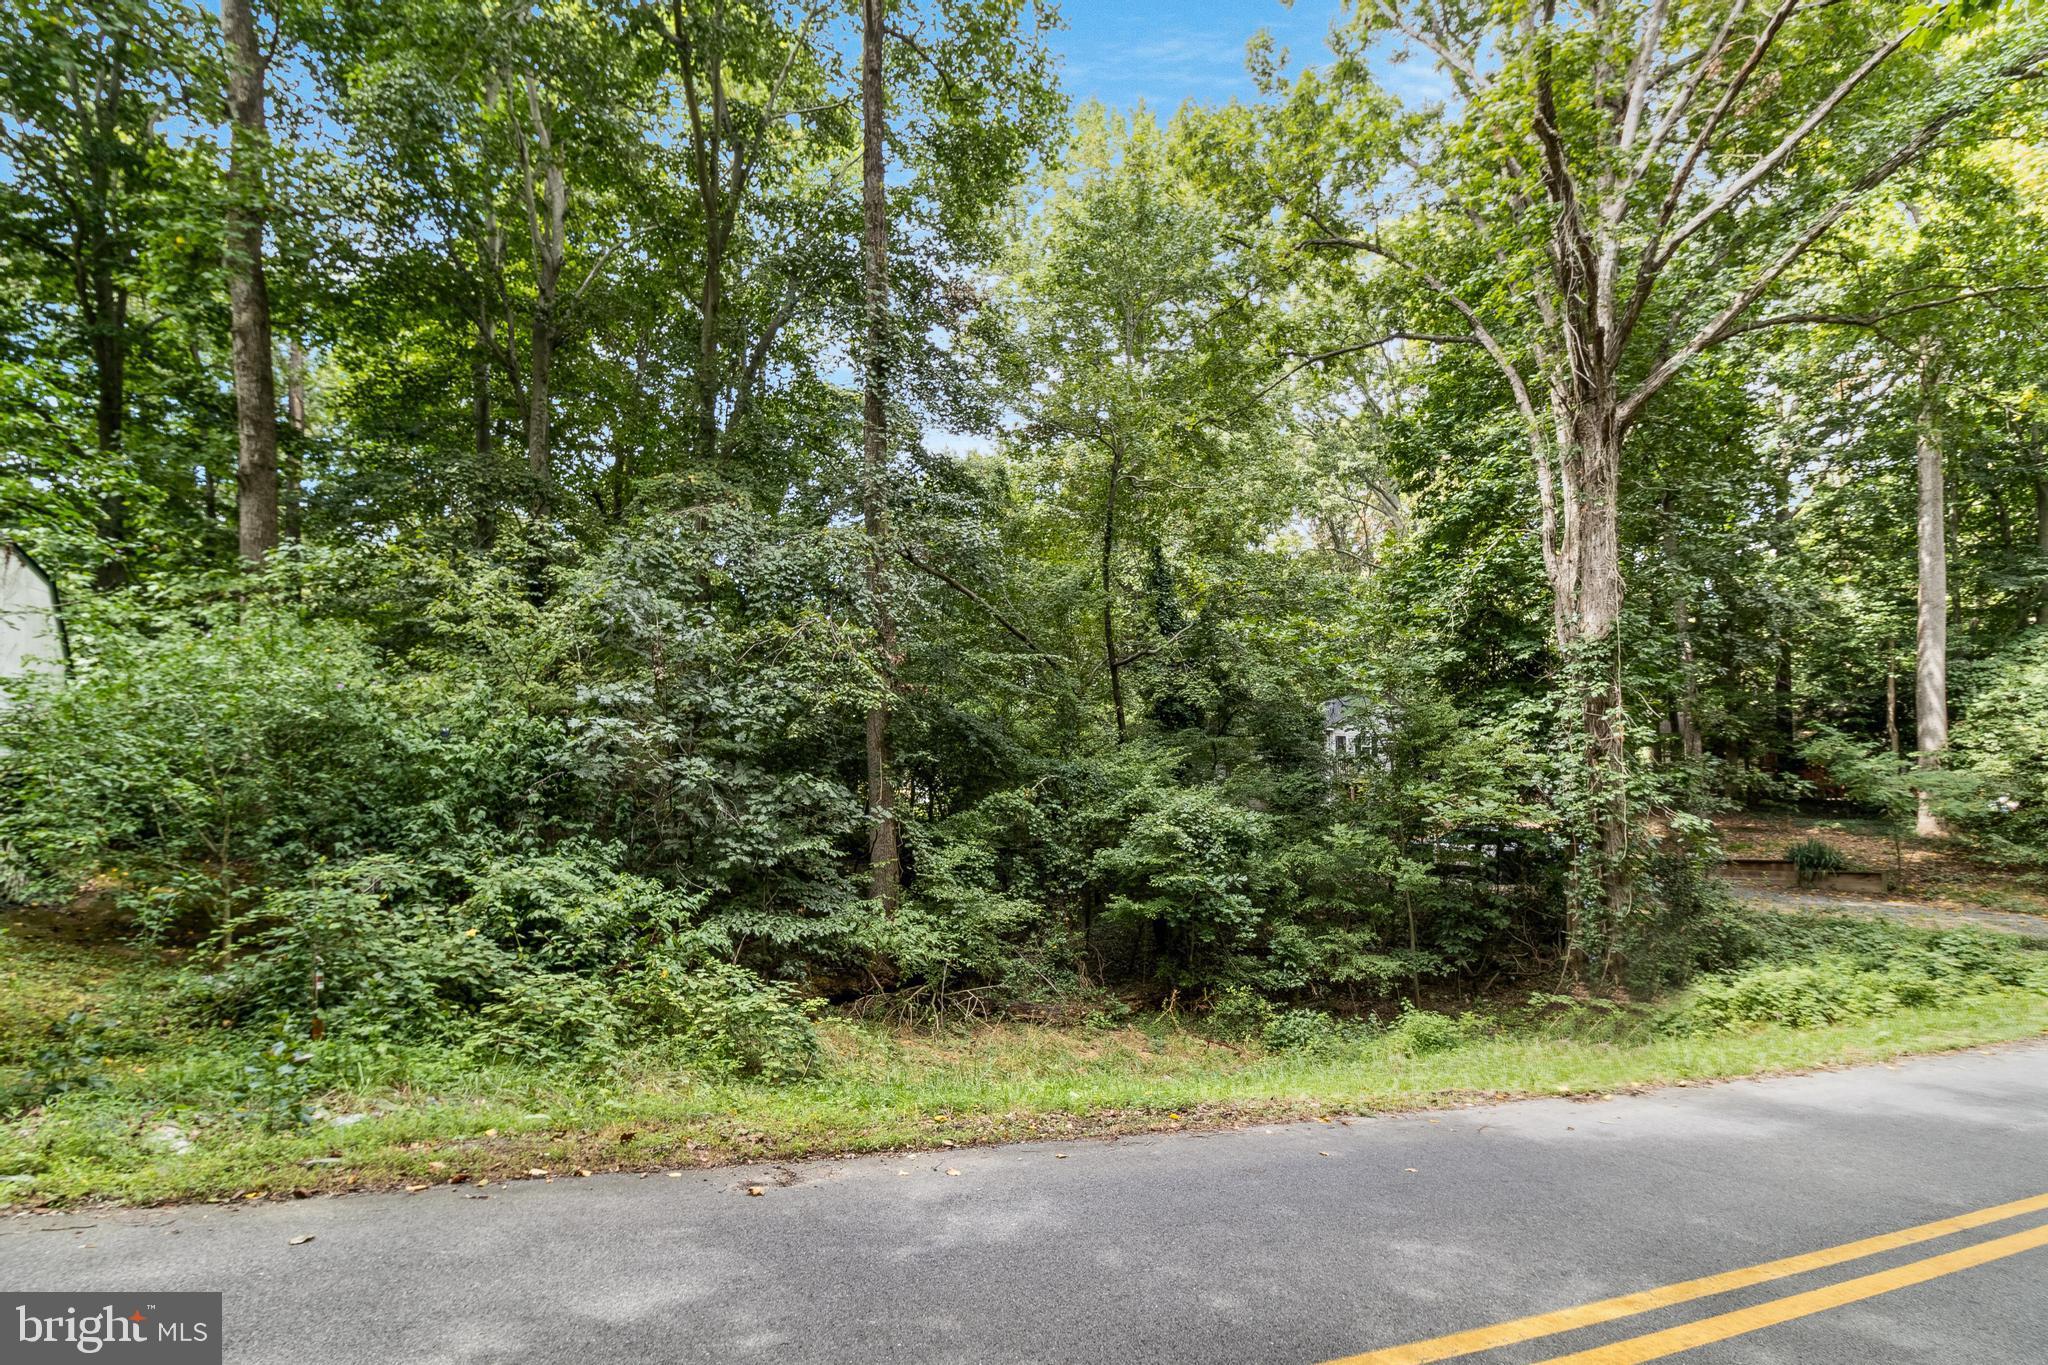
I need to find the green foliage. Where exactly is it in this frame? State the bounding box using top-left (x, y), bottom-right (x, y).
top-left (2, 1010), bottom-right (114, 1117)
top-left (1260, 1007), bottom-right (1348, 1056)
top-left (1388, 1006), bottom-right (1471, 1056)
top-left (1204, 985), bottom-right (1275, 1044)
top-left (0, 598), bottom-right (547, 941)
top-left (6, 0), bottom-right (2046, 1089)
top-left (1950, 631), bottom-right (2048, 863)
top-left (620, 959), bottom-right (822, 1083)
top-left (235, 1027), bottom-right (321, 1133)
top-left (1671, 924), bottom-right (2048, 1032)
top-left (1095, 785), bottom-right (1271, 985)
top-left (1786, 839), bottom-right (1851, 882)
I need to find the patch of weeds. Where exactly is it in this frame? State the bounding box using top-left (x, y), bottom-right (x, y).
top-left (1388, 1005), bottom-right (1472, 1056)
top-left (1787, 839), bottom-right (1850, 885)
top-left (1669, 935), bottom-right (2048, 1034)
top-left (236, 1025), bottom-right (321, 1132)
top-left (1204, 985), bottom-right (1275, 1045)
top-left (1260, 1009), bottom-right (1346, 1056)
top-left (1521, 992), bottom-right (1643, 1044)
top-left (2, 1011), bottom-right (116, 1117)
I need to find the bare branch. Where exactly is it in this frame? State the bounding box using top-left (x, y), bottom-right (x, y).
top-left (1255, 332), bottom-right (1475, 399)
top-left (1657, 19), bottom-right (1928, 266)
top-left (1717, 285), bottom-right (2048, 339)
top-left (897, 547), bottom-right (1044, 653)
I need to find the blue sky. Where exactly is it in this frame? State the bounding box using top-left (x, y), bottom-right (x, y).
top-left (1053, 0), bottom-right (1338, 112)
top-left (1050, 1), bottom-right (1450, 117)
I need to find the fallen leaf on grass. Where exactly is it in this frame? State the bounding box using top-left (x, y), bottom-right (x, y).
top-left (576, 1168), bottom-right (592, 1178)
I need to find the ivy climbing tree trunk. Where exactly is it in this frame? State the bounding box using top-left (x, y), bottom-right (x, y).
top-left (221, 0), bottom-right (279, 566)
top-left (860, 0), bottom-right (900, 913)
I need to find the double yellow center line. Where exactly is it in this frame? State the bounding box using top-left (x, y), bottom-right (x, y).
top-left (1327, 1191), bottom-right (2048, 1365)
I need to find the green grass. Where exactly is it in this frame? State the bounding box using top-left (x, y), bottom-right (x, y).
top-left (4, 920), bottom-right (2047, 1208)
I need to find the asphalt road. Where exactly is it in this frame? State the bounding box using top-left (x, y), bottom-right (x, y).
top-left (5, 1044), bottom-right (2048, 1364)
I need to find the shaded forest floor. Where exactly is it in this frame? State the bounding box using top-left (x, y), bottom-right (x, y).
top-left (5, 899), bottom-right (2047, 1210)
top-left (1713, 810), bottom-right (2048, 918)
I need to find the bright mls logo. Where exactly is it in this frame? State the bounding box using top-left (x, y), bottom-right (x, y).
top-left (3, 1293), bottom-right (221, 1363)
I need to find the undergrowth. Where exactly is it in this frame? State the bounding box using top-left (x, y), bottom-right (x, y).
top-left (2, 909), bottom-right (2044, 1206)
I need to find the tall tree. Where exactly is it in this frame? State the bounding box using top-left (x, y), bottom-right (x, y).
top-left (0, 0), bottom-right (185, 582)
top-left (1915, 347), bottom-right (1949, 836)
top-left (860, 0), bottom-right (899, 911)
top-left (220, 0), bottom-right (278, 563)
top-left (1222, 0), bottom-right (2048, 969)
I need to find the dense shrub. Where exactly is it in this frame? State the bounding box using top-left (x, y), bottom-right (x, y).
top-left (0, 601), bottom-right (549, 939)
top-left (1950, 631), bottom-right (2048, 863)
top-left (555, 515), bottom-right (880, 972)
top-left (1260, 1007), bottom-right (1348, 1056)
top-left (1388, 1006), bottom-right (1471, 1055)
top-left (201, 850), bottom-right (821, 1077)
top-left (1671, 929), bottom-right (2048, 1032)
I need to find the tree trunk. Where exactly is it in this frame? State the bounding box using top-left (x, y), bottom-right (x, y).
top-left (1885, 653), bottom-right (1900, 759)
top-left (1660, 518), bottom-right (1703, 762)
top-left (470, 292), bottom-right (499, 550)
top-left (89, 277), bottom-right (128, 589)
top-left (1102, 441), bottom-right (1127, 740)
top-left (2034, 469), bottom-right (2047, 623)
top-left (1553, 403), bottom-right (1629, 976)
top-left (1915, 354), bottom-right (1948, 839)
top-left (83, 38), bottom-right (131, 589)
top-left (221, 0), bottom-right (279, 566)
top-left (283, 336), bottom-right (306, 543)
top-left (697, 237), bottom-right (723, 464)
top-left (526, 307), bottom-right (554, 487)
top-left (860, 0), bottom-right (900, 914)
top-left (509, 73), bottom-right (564, 506)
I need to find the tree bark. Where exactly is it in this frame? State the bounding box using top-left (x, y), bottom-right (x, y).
top-left (1660, 516), bottom-right (1702, 762)
top-left (2034, 468), bottom-right (2047, 623)
top-left (859, 0), bottom-right (900, 913)
top-left (1547, 401), bottom-right (1629, 975)
top-left (283, 336), bottom-right (305, 543)
top-left (221, 0), bottom-right (279, 566)
top-left (1915, 353), bottom-right (1949, 838)
top-left (1102, 440), bottom-right (1127, 740)
top-left (83, 29), bottom-right (132, 588)
top-left (508, 73), bottom-right (565, 505)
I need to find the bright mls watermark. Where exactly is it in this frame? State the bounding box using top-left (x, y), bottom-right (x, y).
top-left (3, 1293), bottom-right (220, 1362)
